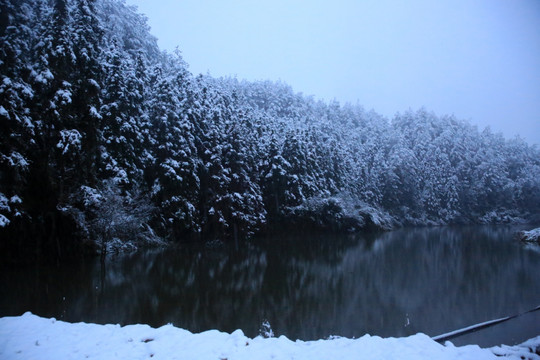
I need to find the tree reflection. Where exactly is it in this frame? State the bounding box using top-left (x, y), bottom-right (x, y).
top-left (1, 224), bottom-right (539, 346)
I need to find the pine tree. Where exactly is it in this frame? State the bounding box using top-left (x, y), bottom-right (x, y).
top-left (146, 55), bottom-right (200, 238)
top-left (0, 0), bottom-right (36, 228)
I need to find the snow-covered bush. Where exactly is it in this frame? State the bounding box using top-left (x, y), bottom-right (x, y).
top-left (259, 320), bottom-right (275, 338)
top-left (61, 180), bottom-right (160, 256)
top-left (284, 195), bottom-right (395, 233)
top-left (515, 227), bottom-right (540, 244)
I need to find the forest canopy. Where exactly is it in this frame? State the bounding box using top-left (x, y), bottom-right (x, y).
top-left (1, 0), bottom-right (539, 261)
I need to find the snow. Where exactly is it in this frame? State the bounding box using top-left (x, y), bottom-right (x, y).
top-left (517, 228), bottom-right (540, 243)
top-left (80, 185), bottom-right (103, 206)
top-left (0, 105), bottom-right (9, 118)
top-left (10, 195), bottom-right (22, 204)
top-left (522, 228), bottom-right (540, 241)
top-left (37, 69), bottom-right (54, 82)
top-left (6, 152), bottom-right (29, 169)
top-left (55, 88), bottom-right (72, 105)
top-left (1, 313), bottom-right (539, 360)
top-left (89, 106), bottom-right (102, 119)
top-left (0, 193), bottom-right (10, 212)
top-left (88, 78), bottom-right (100, 90)
top-left (0, 214), bottom-right (9, 227)
top-left (57, 129), bottom-right (82, 155)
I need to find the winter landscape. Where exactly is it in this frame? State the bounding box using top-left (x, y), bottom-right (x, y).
top-left (1, 312), bottom-right (540, 360)
top-left (1, 0), bottom-right (539, 358)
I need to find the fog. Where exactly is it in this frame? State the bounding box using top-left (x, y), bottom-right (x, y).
top-left (126, 0), bottom-right (540, 145)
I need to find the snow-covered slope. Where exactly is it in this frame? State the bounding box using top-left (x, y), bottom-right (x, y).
top-left (1, 313), bottom-right (538, 360)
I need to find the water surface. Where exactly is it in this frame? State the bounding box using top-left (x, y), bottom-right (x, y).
top-left (1, 224), bottom-right (539, 346)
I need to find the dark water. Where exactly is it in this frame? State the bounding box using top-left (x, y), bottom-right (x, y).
top-left (1, 225), bottom-right (539, 347)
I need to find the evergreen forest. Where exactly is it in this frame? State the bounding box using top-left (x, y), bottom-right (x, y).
top-left (1, 0), bottom-right (539, 262)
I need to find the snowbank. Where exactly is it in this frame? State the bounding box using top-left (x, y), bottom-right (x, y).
top-left (1, 313), bottom-right (539, 360)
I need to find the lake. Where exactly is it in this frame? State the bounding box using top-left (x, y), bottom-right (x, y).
top-left (1, 224), bottom-right (539, 347)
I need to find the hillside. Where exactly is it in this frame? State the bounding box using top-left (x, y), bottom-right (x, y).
top-left (1, 0), bottom-right (539, 261)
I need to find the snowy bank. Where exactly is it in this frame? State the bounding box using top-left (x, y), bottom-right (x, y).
top-left (516, 227), bottom-right (540, 244)
top-left (1, 313), bottom-right (539, 360)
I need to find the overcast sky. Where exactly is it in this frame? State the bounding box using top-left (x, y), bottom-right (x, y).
top-left (125, 0), bottom-right (540, 145)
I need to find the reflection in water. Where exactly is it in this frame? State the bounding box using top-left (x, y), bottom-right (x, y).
top-left (1, 225), bottom-right (539, 346)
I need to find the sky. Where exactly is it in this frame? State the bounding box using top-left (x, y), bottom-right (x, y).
top-left (125, 0), bottom-right (540, 146)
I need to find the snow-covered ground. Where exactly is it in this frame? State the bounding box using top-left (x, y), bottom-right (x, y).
top-left (1, 313), bottom-right (539, 360)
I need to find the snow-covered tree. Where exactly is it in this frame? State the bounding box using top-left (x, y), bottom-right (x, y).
top-left (2, 0), bottom-right (539, 261)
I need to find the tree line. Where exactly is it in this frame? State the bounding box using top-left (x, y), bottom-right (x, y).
top-left (1, 0), bottom-right (539, 262)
